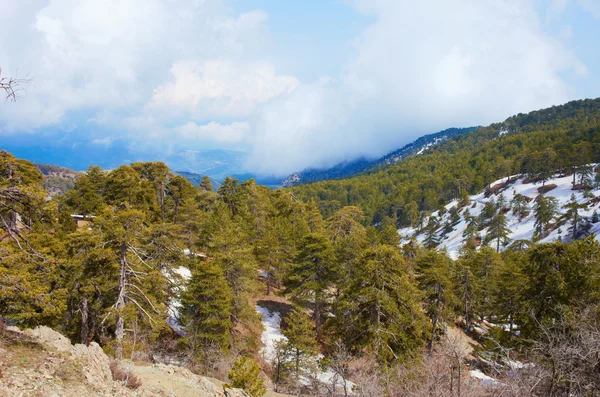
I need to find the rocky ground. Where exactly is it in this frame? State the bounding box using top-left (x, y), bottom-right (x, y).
top-left (0, 325), bottom-right (252, 397)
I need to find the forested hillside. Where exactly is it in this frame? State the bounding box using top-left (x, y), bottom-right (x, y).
top-left (291, 99), bottom-right (600, 225)
top-left (2, 98), bottom-right (600, 397)
top-left (281, 127), bottom-right (476, 187)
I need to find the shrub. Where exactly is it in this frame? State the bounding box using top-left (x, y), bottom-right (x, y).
top-left (109, 360), bottom-right (142, 390)
top-left (226, 356), bottom-right (266, 397)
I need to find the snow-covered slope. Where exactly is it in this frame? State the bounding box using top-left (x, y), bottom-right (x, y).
top-left (256, 305), bottom-right (355, 392)
top-left (398, 171), bottom-right (600, 258)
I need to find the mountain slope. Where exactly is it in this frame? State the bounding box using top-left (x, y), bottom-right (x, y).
top-left (399, 171), bottom-right (600, 258)
top-left (282, 127), bottom-right (476, 187)
top-left (35, 163), bottom-right (81, 196)
top-left (290, 98), bottom-right (600, 223)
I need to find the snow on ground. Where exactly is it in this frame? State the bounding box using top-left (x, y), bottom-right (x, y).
top-left (470, 369), bottom-right (500, 387)
top-left (165, 265), bottom-right (192, 335)
top-left (399, 170), bottom-right (600, 259)
top-left (256, 305), bottom-right (355, 393)
top-left (256, 305), bottom-right (286, 362)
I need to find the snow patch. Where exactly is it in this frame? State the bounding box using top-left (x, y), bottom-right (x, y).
top-left (256, 306), bottom-right (286, 362)
top-left (256, 305), bottom-right (355, 393)
top-left (470, 369), bottom-right (500, 387)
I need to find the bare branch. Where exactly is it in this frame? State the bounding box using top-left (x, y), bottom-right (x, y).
top-left (0, 68), bottom-right (32, 102)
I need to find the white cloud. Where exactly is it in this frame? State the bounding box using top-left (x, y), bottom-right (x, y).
top-left (176, 121), bottom-right (249, 143)
top-left (246, 0), bottom-right (586, 176)
top-left (578, 0), bottom-right (600, 18)
top-left (551, 0), bottom-right (570, 14)
top-left (149, 59), bottom-right (299, 118)
top-left (0, 0), bottom-right (272, 131)
top-left (91, 137), bottom-right (114, 147)
top-left (0, 0), bottom-right (593, 177)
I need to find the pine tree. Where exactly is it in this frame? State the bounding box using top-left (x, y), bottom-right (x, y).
top-left (462, 247), bottom-right (503, 322)
top-left (510, 193), bottom-right (529, 221)
top-left (403, 201), bottom-right (419, 227)
top-left (486, 211), bottom-right (511, 252)
top-left (378, 216), bottom-right (401, 246)
top-left (285, 233), bottom-right (335, 340)
top-left (453, 260), bottom-right (476, 328)
top-left (200, 175), bottom-right (213, 192)
top-left (281, 308), bottom-right (318, 383)
top-left (227, 356), bottom-right (266, 397)
top-left (334, 245), bottom-right (427, 364)
top-left (493, 251), bottom-right (526, 332)
top-left (521, 237), bottom-right (600, 336)
top-left (563, 193), bottom-right (588, 239)
top-left (578, 165), bottom-right (593, 187)
top-left (65, 165), bottom-right (106, 216)
top-left (105, 165), bottom-right (142, 206)
top-left (206, 204), bottom-right (258, 324)
top-left (462, 216), bottom-right (480, 249)
top-left (166, 175), bottom-right (194, 223)
top-left (449, 206), bottom-right (461, 227)
top-left (96, 207), bottom-right (166, 358)
top-left (416, 250), bottom-right (456, 354)
top-left (181, 259), bottom-right (233, 352)
top-left (131, 162), bottom-right (172, 223)
top-left (326, 206), bottom-right (367, 290)
top-left (304, 199), bottom-right (325, 233)
top-left (424, 216), bottom-right (439, 249)
top-left (64, 231), bottom-right (115, 345)
top-left (533, 194), bottom-right (558, 238)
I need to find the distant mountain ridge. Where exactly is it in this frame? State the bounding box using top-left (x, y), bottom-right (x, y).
top-left (281, 127), bottom-right (477, 187)
top-left (35, 163), bottom-right (81, 197)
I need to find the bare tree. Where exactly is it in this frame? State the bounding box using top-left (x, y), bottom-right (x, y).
top-left (0, 68), bottom-right (31, 101)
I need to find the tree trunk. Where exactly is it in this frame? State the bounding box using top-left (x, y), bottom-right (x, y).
top-left (115, 242), bottom-right (127, 358)
top-left (174, 200), bottom-right (180, 223)
top-left (314, 298), bottom-right (322, 341)
top-left (429, 285), bottom-right (442, 355)
top-left (266, 278), bottom-right (271, 296)
top-left (80, 295), bottom-right (89, 345)
top-left (429, 313), bottom-right (438, 356)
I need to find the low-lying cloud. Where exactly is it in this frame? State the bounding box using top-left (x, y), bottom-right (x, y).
top-left (246, 0), bottom-right (586, 175)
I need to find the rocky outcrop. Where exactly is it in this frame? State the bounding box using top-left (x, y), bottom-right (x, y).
top-left (0, 326), bottom-right (250, 397)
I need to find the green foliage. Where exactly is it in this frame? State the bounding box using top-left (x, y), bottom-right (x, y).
top-left (533, 194), bottom-right (558, 239)
top-left (286, 233), bottom-right (336, 340)
top-left (182, 259), bottom-right (234, 351)
top-left (227, 356), bottom-right (266, 397)
top-left (200, 176), bottom-right (213, 192)
top-left (486, 211), bottom-right (511, 252)
top-left (415, 250), bottom-right (457, 353)
top-left (562, 193), bottom-right (588, 238)
top-left (520, 237), bottom-right (600, 337)
top-left (272, 308), bottom-right (319, 387)
top-left (332, 245), bottom-right (427, 364)
top-left (510, 193), bottom-right (529, 221)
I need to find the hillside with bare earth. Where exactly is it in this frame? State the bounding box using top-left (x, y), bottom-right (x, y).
top-left (0, 325), bottom-right (258, 397)
top-left (35, 163), bottom-right (81, 197)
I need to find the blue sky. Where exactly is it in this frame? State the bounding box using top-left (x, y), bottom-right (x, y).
top-left (0, 0), bottom-right (599, 175)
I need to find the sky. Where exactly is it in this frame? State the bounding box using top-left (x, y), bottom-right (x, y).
top-left (1, 0), bottom-right (599, 176)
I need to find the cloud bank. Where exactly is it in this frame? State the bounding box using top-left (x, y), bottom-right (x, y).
top-left (246, 0), bottom-right (586, 174)
top-left (0, 0), bottom-right (594, 176)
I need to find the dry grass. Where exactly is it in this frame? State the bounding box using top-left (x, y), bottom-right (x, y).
top-left (109, 360), bottom-right (142, 389)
